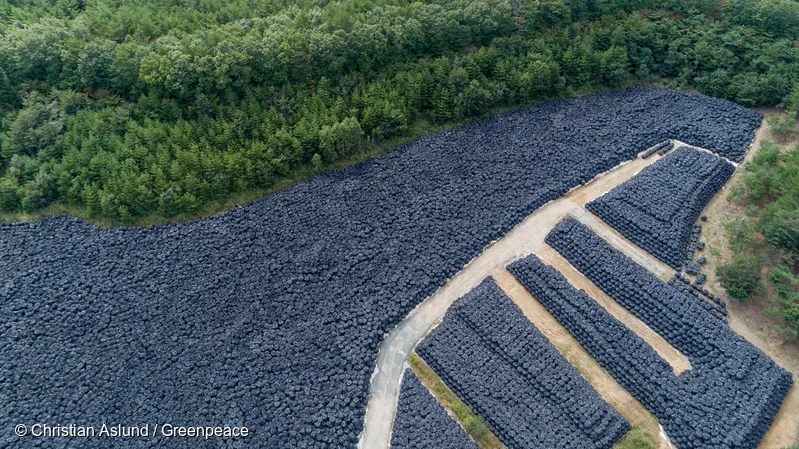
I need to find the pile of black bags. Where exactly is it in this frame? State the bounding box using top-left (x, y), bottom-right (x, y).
top-left (667, 272), bottom-right (727, 321)
top-left (390, 372), bottom-right (478, 449)
top-left (0, 87), bottom-right (762, 449)
top-left (641, 140), bottom-right (672, 158)
top-left (587, 147), bottom-right (735, 269)
top-left (416, 279), bottom-right (629, 449)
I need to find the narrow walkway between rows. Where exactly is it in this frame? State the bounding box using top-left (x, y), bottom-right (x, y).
top-left (570, 207), bottom-right (671, 279)
top-left (534, 246), bottom-right (691, 375)
top-left (493, 269), bottom-right (672, 449)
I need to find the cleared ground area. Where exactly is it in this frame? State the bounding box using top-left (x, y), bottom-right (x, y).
top-left (533, 246), bottom-right (690, 375)
top-left (359, 146), bottom-right (673, 449)
top-left (692, 113), bottom-right (799, 449)
top-left (369, 125), bottom-right (796, 449)
top-left (493, 269), bottom-right (669, 449)
top-left (546, 217), bottom-right (792, 448)
top-left (416, 278), bottom-right (630, 449)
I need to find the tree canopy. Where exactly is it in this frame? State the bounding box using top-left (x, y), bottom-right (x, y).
top-left (0, 0), bottom-right (798, 222)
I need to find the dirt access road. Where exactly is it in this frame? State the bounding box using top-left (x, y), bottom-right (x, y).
top-left (493, 269), bottom-right (671, 449)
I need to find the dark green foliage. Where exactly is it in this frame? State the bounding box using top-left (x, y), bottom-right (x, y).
top-left (761, 207), bottom-right (799, 254)
top-left (766, 112), bottom-right (798, 142)
top-left (0, 0), bottom-right (798, 220)
top-left (717, 254), bottom-right (762, 301)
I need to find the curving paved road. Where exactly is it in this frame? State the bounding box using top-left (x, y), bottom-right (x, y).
top-left (357, 148), bottom-right (675, 449)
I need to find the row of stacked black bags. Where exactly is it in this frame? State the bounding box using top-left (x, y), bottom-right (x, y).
top-left (543, 217), bottom-right (793, 449)
top-left (390, 371), bottom-right (478, 449)
top-left (416, 279), bottom-right (629, 449)
top-left (586, 147), bottom-right (736, 269)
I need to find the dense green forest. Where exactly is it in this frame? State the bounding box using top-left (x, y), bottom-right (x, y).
top-left (1, 0), bottom-right (798, 222)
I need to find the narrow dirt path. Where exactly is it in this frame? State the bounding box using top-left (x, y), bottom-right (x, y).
top-left (357, 153), bottom-right (667, 449)
top-left (493, 269), bottom-right (671, 449)
top-left (534, 246), bottom-right (691, 375)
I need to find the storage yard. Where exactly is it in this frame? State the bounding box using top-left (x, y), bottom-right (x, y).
top-left (2, 87), bottom-right (795, 449)
top-left (416, 279), bottom-right (630, 449)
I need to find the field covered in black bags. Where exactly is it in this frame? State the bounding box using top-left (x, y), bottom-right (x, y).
top-left (0, 87), bottom-right (761, 448)
top-left (586, 146), bottom-right (736, 269)
top-left (416, 279), bottom-right (629, 449)
top-left (543, 218), bottom-right (793, 449)
top-left (389, 371), bottom-right (477, 449)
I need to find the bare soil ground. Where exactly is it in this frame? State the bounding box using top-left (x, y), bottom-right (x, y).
top-left (697, 109), bottom-right (799, 449)
top-left (493, 269), bottom-right (670, 449)
top-left (570, 207), bottom-right (673, 280)
top-left (359, 151), bottom-right (667, 449)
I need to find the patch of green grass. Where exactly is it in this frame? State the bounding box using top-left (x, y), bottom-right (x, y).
top-left (612, 426), bottom-right (657, 449)
top-left (407, 352), bottom-right (504, 449)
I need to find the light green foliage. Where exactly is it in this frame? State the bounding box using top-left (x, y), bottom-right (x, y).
top-left (724, 217), bottom-right (758, 253)
top-left (319, 117), bottom-right (364, 161)
top-left (612, 427), bottom-right (656, 449)
top-left (767, 111), bottom-right (798, 142)
top-left (717, 254), bottom-right (763, 301)
top-left (726, 140), bottom-right (799, 336)
top-left (0, 0), bottom-right (798, 221)
top-left (768, 266), bottom-right (799, 338)
top-left (761, 207), bottom-right (799, 253)
top-left (739, 141), bottom-right (782, 203)
top-left (784, 85), bottom-right (799, 113)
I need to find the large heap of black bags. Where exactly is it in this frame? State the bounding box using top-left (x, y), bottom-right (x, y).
top-left (0, 88), bottom-right (761, 449)
top-left (586, 147), bottom-right (736, 269)
top-left (416, 279), bottom-right (629, 449)
top-left (543, 218), bottom-right (793, 449)
top-left (389, 371), bottom-right (478, 449)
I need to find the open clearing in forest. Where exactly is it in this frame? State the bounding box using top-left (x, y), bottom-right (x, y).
top-left (3, 88), bottom-right (782, 449)
top-left (361, 148), bottom-right (693, 449)
top-left (366, 124), bottom-right (797, 449)
top-left (358, 148), bottom-right (673, 449)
